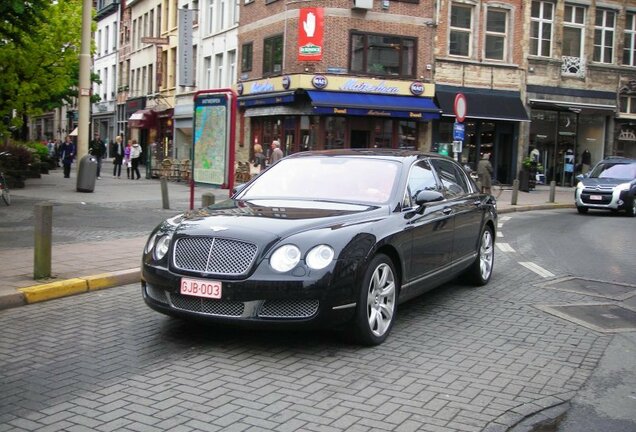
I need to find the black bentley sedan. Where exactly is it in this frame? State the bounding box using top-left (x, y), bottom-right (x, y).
top-left (142, 149), bottom-right (497, 345)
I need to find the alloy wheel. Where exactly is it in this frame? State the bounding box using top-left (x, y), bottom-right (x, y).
top-left (479, 229), bottom-right (494, 281)
top-left (366, 263), bottom-right (396, 337)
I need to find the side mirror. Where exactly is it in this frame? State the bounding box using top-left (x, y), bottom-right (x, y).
top-left (415, 190), bottom-right (445, 206)
top-left (231, 182), bottom-right (248, 197)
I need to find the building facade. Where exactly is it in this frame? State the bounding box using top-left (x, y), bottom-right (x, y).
top-left (236, 0), bottom-right (440, 164)
top-left (93, 0), bottom-right (121, 156)
top-left (527, 0), bottom-right (636, 186)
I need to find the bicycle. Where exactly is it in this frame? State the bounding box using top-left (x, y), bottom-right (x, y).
top-left (0, 151), bottom-right (11, 205)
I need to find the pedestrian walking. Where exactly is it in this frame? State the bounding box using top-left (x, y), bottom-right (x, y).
top-left (59, 136), bottom-right (76, 178)
top-left (112, 135), bottom-right (124, 178)
top-left (130, 140), bottom-right (142, 180)
top-left (269, 139), bottom-right (283, 164)
top-left (89, 132), bottom-right (106, 179)
top-left (477, 153), bottom-right (493, 195)
top-left (124, 140), bottom-right (132, 179)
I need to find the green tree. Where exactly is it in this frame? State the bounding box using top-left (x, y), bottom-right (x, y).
top-left (0, 0), bottom-right (50, 47)
top-left (0, 0), bottom-right (98, 139)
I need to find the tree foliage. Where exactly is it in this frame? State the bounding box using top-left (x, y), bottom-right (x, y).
top-left (0, 0), bottom-right (90, 139)
top-left (0, 0), bottom-right (50, 47)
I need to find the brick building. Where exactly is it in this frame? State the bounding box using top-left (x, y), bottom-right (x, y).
top-left (236, 0), bottom-right (441, 161)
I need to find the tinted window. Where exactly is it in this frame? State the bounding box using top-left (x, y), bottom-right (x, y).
top-left (430, 159), bottom-right (469, 198)
top-left (403, 160), bottom-right (438, 208)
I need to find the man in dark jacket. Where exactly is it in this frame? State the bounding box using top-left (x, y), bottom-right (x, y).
top-left (89, 132), bottom-right (106, 179)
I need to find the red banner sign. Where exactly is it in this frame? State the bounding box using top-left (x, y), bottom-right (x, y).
top-left (298, 8), bottom-right (324, 62)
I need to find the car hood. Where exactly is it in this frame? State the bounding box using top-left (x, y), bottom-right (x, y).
top-left (581, 177), bottom-right (632, 187)
top-left (171, 199), bottom-right (387, 245)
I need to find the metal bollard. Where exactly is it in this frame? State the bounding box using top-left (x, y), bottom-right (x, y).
top-left (549, 181), bottom-right (556, 203)
top-left (202, 192), bottom-right (215, 208)
top-left (511, 179), bottom-right (519, 206)
top-left (34, 202), bottom-right (52, 279)
top-left (160, 177), bottom-right (170, 209)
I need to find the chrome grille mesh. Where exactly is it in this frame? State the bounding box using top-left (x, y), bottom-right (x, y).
top-left (173, 237), bottom-right (257, 275)
top-left (259, 299), bottom-right (319, 318)
top-left (169, 293), bottom-right (245, 316)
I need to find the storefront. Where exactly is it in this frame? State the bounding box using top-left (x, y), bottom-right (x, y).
top-left (433, 86), bottom-right (530, 185)
top-left (91, 100), bottom-right (117, 157)
top-left (173, 101), bottom-right (194, 162)
top-left (528, 85), bottom-right (616, 186)
top-left (237, 74), bottom-right (441, 161)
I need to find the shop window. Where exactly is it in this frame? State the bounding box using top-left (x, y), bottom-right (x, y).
top-left (325, 117), bottom-right (345, 150)
top-left (398, 121), bottom-right (417, 149)
top-left (241, 43), bottom-right (253, 72)
top-left (530, 1), bottom-right (553, 57)
top-left (374, 119), bottom-right (392, 148)
top-left (485, 8), bottom-right (508, 61)
top-left (594, 9), bottom-right (615, 64)
top-left (350, 32), bottom-right (416, 78)
top-left (263, 35), bottom-right (283, 76)
top-left (624, 12), bottom-right (636, 66)
top-left (449, 3), bottom-right (473, 57)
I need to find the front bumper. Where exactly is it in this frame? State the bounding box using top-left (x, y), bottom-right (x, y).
top-left (575, 187), bottom-right (630, 211)
top-left (141, 260), bottom-right (359, 329)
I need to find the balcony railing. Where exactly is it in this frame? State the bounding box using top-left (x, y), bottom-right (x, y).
top-left (561, 56), bottom-right (585, 78)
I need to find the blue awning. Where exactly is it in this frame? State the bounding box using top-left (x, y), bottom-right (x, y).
top-left (238, 91), bottom-right (296, 107)
top-left (307, 91), bottom-right (441, 120)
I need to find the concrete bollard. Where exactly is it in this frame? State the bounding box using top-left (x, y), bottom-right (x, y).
top-left (549, 181), bottom-right (556, 203)
top-left (511, 179), bottom-right (519, 206)
top-left (160, 177), bottom-right (170, 209)
top-left (202, 192), bottom-right (215, 208)
top-left (34, 202), bottom-right (52, 279)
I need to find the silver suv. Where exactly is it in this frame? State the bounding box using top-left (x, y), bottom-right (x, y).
top-left (575, 157), bottom-right (636, 217)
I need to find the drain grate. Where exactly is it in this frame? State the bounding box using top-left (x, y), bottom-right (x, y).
top-left (536, 303), bottom-right (636, 333)
top-left (540, 277), bottom-right (636, 301)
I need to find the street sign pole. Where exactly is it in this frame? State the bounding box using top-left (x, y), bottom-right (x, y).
top-left (453, 93), bottom-right (467, 163)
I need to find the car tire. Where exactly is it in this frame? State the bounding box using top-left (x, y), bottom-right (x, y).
top-left (627, 196), bottom-right (636, 217)
top-left (350, 254), bottom-right (398, 346)
top-left (577, 206), bottom-right (589, 214)
top-left (464, 225), bottom-right (494, 286)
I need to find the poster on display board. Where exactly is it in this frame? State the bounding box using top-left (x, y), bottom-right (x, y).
top-left (192, 90), bottom-right (236, 189)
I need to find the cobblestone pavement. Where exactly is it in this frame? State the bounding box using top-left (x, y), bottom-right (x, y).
top-left (0, 247), bottom-right (611, 432)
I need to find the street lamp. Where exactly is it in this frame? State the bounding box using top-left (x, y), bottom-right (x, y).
top-left (76, 0), bottom-right (93, 191)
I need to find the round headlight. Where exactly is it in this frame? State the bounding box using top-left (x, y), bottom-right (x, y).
top-left (154, 235), bottom-right (172, 260)
top-left (145, 233), bottom-right (157, 254)
top-left (306, 245), bottom-right (334, 270)
top-left (270, 245), bottom-right (301, 272)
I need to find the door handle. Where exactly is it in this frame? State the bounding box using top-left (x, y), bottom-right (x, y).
top-left (442, 207), bottom-right (453, 215)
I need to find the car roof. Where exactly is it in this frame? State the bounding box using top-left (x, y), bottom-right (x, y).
top-left (599, 156), bottom-right (636, 164)
top-left (285, 148), bottom-right (450, 162)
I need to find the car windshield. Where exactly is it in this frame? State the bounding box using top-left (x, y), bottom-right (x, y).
top-left (590, 162), bottom-right (636, 180)
top-left (239, 156), bottom-right (400, 204)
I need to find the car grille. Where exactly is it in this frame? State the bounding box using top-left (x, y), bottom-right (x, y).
top-left (581, 190), bottom-right (613, 205)
top-left (173, 237), bottom-right (258, 276)
top-left (169, 293), bottom-right (245, 316)
top-left (258, 299), bottom-right (319, 319)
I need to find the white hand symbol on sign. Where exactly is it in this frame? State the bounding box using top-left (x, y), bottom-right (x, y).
top-left (303, 12), bottom-right (316, 37)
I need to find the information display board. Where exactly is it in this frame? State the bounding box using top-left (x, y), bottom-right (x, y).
top-left (192, 92), bottom-right (232, 186)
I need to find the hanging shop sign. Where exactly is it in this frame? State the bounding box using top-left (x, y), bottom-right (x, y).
top-left (298, 8), bottom-right (324, 61)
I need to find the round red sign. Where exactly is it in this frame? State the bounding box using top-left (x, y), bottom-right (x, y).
top-left (454, 93), bottom-right (467, 123)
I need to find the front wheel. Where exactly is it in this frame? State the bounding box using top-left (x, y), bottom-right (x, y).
top-left (464, 225), bottom-right (494, 286)
top-left (350, 254), bottom-right (398, 346)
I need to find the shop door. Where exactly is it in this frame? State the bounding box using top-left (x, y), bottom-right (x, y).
top-left (350, 130), bottom-right (369, 148)
top-left (495, 124), bottom-right (513, 184)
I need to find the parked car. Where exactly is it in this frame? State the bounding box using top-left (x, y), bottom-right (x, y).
top-left (575, 156), bottom-right (636, 217)
top-left (141, 149), bottom-right (497, 345)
